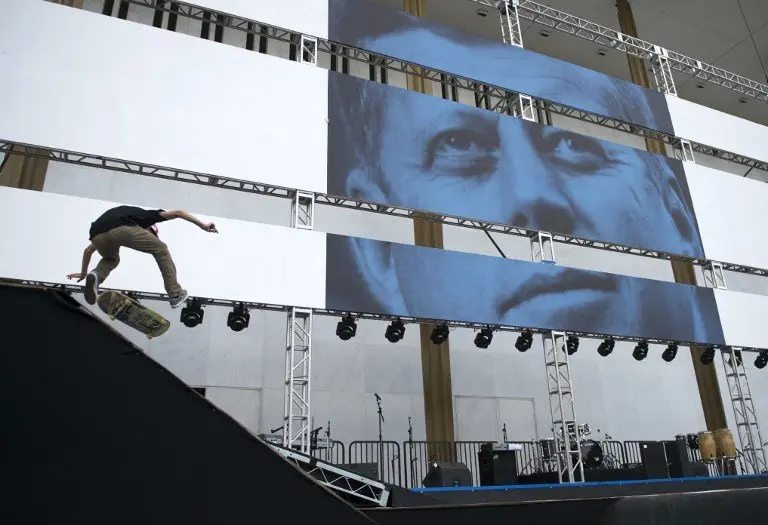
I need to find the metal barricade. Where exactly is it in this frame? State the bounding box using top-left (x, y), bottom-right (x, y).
top-left (312, 439), bottom-right (346, 465)
top-left (348, 440), bottom-right (402, 486)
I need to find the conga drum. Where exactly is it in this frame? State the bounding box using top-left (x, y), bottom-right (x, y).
top-left (714, 428), bottom-right (737, 459)
top-left (698, 431), bottom-right (716, 461)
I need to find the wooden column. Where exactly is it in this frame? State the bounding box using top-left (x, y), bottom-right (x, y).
top-left (402, 0), bottom-right (456, 454)
top-left (616, 0), bottom-right (727, 431)
top-left (0, 0), bottom-right (84, 191)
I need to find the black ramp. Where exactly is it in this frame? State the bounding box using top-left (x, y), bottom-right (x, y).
top-left (0, 285), bottom-right (373, 525)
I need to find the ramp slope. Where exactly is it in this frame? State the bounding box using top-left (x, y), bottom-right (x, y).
top-left (0, 284), bottom-right (372, 525)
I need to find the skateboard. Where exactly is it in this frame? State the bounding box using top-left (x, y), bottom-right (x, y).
top-left (96, 290), bottom-right (170, 339)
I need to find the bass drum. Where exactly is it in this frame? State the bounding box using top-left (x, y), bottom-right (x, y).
top-left (580, 440), bottom-right (604, 469)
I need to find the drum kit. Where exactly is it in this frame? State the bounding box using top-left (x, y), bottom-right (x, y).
top-left (535, 423), bottom-right (619, 473)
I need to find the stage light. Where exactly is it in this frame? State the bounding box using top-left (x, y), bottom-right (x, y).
top-left (385, 318), bottom-right (405, 343)
top-left (597, 337), bottom-right (615, 357)
top-left (227, 303), bottom-right (250, 332)
top-left (430, 323), bottom-right (449, 345)
top-left (633, 340), bottom-right (649, 361)
top-left (180, 298), bottom-right (204, 328)
top-left (336, 314), bottom-right (357, 341)
top-left (727, 350), bottom-right (743, 368)
top-left (515, 329), bottom-right (533, 352)
top-left (474, 326), bottom-right (494, 349)
top-left (755, 350), bottom-right (768, 370)
top-left (662, 343), bottom-right (678, 363)
top-left (700, 345), bottom-right (716, 365)
top-left (565, 335), bottom-right (579, 355)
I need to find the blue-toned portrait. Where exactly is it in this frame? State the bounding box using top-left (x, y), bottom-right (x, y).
top-left (326, 235), bottom-right (725, 346)
top-left (328, 0), bottom-right (675, 136)
top-left (328, 74), bottom-right (705, 259)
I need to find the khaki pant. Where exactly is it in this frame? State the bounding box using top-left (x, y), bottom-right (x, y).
top-left (91, 225), bottom-right (183, 296)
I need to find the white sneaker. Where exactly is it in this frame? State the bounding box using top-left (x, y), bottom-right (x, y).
top-left (84, 272), bottom-right (100, 305)
top-left (169, 289), bottom-right (189, 309)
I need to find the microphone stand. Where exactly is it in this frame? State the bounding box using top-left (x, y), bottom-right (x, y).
top-left (408, 417), bottom-right (416, 485)
top-left (502, 423), bottom-right (508, 443)
top-left (375, 394), bottom-right (384, 479)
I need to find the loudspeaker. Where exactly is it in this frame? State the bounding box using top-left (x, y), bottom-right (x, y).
top-left (478, 444), bottom-right (518, 486)
top-left (639, 441), bottom-right (669, 479)
top-left (338, 462), bottom-right (379, 480)
top-left (422, 461), bottom-right (472, 488)
top-left (664, 438), bottom-right (710, 478)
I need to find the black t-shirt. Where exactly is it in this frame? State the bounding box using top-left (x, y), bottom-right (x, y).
top-left (89, 206), bottom-right (168, 239)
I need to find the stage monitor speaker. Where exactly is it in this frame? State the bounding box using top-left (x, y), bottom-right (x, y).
top-left (664, 437), bottom-right (690, 478)
top-left (338, 462), bottom-right (379, 481)
top-left (640, 441), bottom-right (669, 480)
top-left (422, 461), bottom-right (472, 488)
top-left (478, 445), bottom-right (518, 486)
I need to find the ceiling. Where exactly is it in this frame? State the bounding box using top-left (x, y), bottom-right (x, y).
top-left (373, 0), bottom-right (768, 127)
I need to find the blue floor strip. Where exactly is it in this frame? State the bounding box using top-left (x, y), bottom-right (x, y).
top-left (411, 474), bottom-right (768, 493)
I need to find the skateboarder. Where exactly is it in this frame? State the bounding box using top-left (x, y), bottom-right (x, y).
top-left (66, 205), bottom-right (218, 308)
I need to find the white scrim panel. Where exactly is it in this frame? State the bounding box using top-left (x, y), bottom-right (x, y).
top-left (0, 188), bottom-right (326, 308)
top-left (0, 0), bottom-right (328, 194)
top-left (187, 0), bottom-right (329, 39)
top-left (666, 94), bottom-right (768, 165)
top-left (686, 162), bottom-right (768, 270)
top-left (714, 289), bottom-right (768, 349)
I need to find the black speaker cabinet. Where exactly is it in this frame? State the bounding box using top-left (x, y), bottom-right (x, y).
top-left (640, 441), bottom-right (669, 480)
top-left (422, 461), bottom-right (472, 488)
top-left (478, 445), bottom-right (518, 486)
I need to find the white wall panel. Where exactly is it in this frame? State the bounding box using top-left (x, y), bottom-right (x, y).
top-left (188, 0), bottom-right (329, 39)
top-left (686, 162), bottom-right (768, 270)
top-left (667, 94), bottom-right (768, 165)
top-left (714, 289), bottom-right (768, 349)
top-left (0, 0), bottom-right (328, 193)
top-left (0, 187), bottom-right (326, 308)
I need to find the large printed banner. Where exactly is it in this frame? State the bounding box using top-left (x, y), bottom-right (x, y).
top-left (325, 234), bottom-right (725, 346)
top-left (2, 186), bottom-right (766, 350)
top-left (328, 73), bottom-right (706, 260)
top-left (328, 0), bottom-right (675, 137)
top-left (0, 0), bottom-right (329, 194)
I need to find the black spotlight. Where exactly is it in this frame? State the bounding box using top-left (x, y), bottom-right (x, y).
top-left (336, 314), bottom-right (357, 341)
top-left (474, 326), bottom-right (494, 349)
top-left (755, 350), bottom-right (768, 370)
top-left (565, 335), bottom-right (579, 355)
top-left (385, 318), bottom-right (406, 343)
top-left (180, 298), bottom-right (204, 328)
top-left (700, 345), bottom-right (716, 365)
top-left (430, 323), bottom-right (449, 345)
top-left (662, 343), bottom-right (678, 363)
top-left (597, 337), bottom-right (615, 357)
top-left (633, 340), bottom-right (649, 361)
top-left (515, 329), bottom-right (533, 352)
top-left (227, 303), bottom-right (250, 332)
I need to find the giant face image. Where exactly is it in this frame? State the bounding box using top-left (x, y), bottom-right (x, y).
top-left (329, 74), bottom-right (704, 260)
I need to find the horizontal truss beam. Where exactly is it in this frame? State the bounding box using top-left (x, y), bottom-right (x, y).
top-left (4, 278), bottom-right (766, 354)
top-left (109, 0), bottom-right (768, 174)
top-left (471, 0), bottom-right (768, 103)
top-left (3, 138), bottom-right (767, 278)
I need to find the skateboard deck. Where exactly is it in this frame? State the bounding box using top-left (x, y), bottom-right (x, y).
top-left (96, 290), bottom-right (170, 339)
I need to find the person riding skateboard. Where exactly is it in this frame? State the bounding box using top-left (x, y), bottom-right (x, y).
top-left (66, 205), bottom-right (218, 308)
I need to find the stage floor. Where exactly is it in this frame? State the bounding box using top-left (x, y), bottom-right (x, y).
top-left (394, 473), bottom-right (768, 506)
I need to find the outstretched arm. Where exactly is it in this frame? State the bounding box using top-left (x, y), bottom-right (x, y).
top-left (67, 243), bottom-right (97, 282)
top-left (159, 210), bottom-right (218, 233)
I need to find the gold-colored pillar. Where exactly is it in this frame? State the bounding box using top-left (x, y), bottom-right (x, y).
top-left (0, 0), bottom-right (84, 191)
top-left (403, 0), bottom-right (456, 455)
top-left (616, 0), bottom-right (727, 431)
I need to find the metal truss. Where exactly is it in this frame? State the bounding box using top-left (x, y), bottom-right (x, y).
top-left (5, 139), bottom-right (768, 280)
top-left (498, 0), bottom-right (524, 48)
top-left (543, 331), bottom-right (584, 483)
top-left (86, 0), bottom-right (768, 174)
top-left (283, 308), bottom-right (313, 453)
top-left (720, 348), bottom-right (767, 474)
top-left (530, 231), bottom-right (555, 263)
top-left (703, 262), bottom-right (727, 290)
top-left (5, 278), bottom-right (768, 354)
top-left (650, 46), bottom-right (677, 97)
top-left (476, 0), bottom-right (768, 103)
top-left (267, 442), bottom-right (390, 506)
